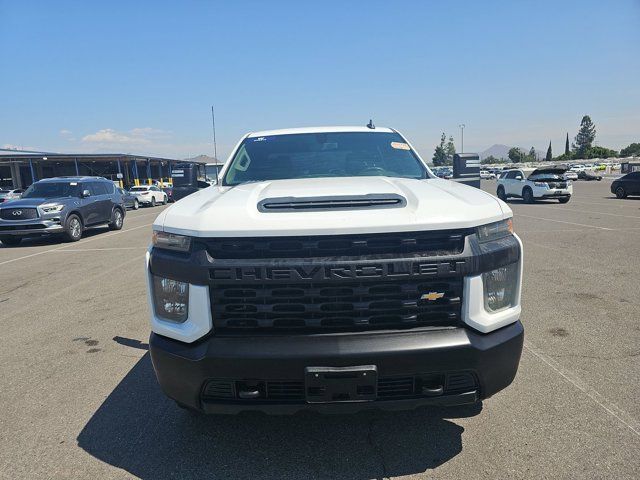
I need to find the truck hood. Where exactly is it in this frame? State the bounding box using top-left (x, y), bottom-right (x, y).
top-left (154, 177), bottom-right (510, 237)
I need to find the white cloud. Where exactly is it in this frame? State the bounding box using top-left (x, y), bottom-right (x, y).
top-left (81, 127), bottom-right (173, 147)
top-left (60, 129), bottom-right (73, 136)
top-left (82, 128), bottom-right (149, 145)
top-left (1, 143), bottom-right (37, 151)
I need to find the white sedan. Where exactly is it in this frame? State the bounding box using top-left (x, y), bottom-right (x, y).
top-left (129, 185), bottom-right (168, 207)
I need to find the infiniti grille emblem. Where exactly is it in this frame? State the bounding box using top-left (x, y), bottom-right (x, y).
top-left (12, 210), bottom-right (22, 216)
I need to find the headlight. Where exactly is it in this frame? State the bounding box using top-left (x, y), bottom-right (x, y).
top-left (483, 263), bottom-right (519, 312)
top-left (41, 204), bottom-right (65, 213)
top-left (533, 182), bottom-right (548, 188)
top-left (152, 275), bottom-right (189, 322)
top-left (152, 231), bottom-right (191, 252)
top-left (476, 219), bottom-right (513, 243)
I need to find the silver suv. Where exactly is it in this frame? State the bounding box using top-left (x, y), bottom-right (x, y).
top-left (0, 176), bottom-right (126, 246)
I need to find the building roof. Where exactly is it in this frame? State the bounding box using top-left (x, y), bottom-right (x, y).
top-left (0, 151), bottom-right (203, 164)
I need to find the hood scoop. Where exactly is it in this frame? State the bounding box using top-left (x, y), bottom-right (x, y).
top-left (258, 194), bottom-right (407, 212)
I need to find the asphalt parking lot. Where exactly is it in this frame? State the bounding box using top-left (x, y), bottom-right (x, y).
top-left (1, 180), bottom-right (639, 480)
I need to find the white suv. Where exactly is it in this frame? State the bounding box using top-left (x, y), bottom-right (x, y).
top-left (129, 185), bottom-right (167, 207)
top-left (497, 167), bottom-right (572, 204)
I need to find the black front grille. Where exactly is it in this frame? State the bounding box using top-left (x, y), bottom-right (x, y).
top-left (0, 208), bottom-right (38, 220)
top-left (201, 372), bottom-right (477, 402)
top-left (200, 230), bottom-right (469, 259)
top-left (210, 278), bottom-right (462, 331)
top-left (546, 181), bottom-right (567, 189)
top-left (0, 224), bottom-right (46, 231)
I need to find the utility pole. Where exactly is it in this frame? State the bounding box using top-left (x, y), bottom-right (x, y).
top-left (459, 124), bottom-right (465, 153)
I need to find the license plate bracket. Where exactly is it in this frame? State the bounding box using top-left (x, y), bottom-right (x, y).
top-left (305, 365), bottom-right (378, 403)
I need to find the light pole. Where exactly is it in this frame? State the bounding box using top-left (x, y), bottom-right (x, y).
top-left (459, 124), bottom-right (465, 153)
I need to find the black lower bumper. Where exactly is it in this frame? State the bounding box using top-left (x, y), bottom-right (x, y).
top-left (149, 321), bottom-right (524, 414)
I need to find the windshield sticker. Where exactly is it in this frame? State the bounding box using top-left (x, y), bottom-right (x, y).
top-left (253, 137), bottom-right (267, 142)
top-left (391, 142), bottom-right (410, 150)
top-left (70, 182), bottom-right (78, 185)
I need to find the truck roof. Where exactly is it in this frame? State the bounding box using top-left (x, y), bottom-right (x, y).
top-left (247, 126), bottom-right (395, 138)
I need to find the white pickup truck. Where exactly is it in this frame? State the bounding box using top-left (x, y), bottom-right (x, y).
top-left (146, 125), bottom-right (524, 414)
top-left (496, 167), bottom-right (572, 204)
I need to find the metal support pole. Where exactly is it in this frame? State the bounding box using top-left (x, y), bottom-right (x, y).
top-left (29, 159), bottom-right (36, 184)
top-left (117, 160), bottom-right (123, 188)
top-left (158, 161), bottom-right (163, 187)
top-left (74, 158), bottom-right (79, 176)
top-left (168, 161), bottom-right (172, 184)
top-left (133, 162), bottom-right (140, 186)
top-left (147, 159), bottom-right (152, 185)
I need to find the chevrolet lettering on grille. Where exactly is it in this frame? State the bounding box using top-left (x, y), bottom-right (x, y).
top-left (210, 260), bottom-right (468, 282)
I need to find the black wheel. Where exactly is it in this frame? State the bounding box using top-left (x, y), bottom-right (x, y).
top-left (109, 208), bottom-right (124, 230)
top-left (162, 195), bottom-right (167, 205)
top-left (558, 197), bottom-right (571, 204)
top-left (133, 199), bottom-right (139, 210)
top-left (615, 186), bottom-right (627, 199)
top-left (522, 188), bottom-right (534, 204)
top-left (63, 214), bottom-right (83, 242)
top-left (497, 186), bottom-right (507, 201)
top-left (0, 236), bottom-right (22, 246)
top-left (151, 197), bottom-right (156, 207)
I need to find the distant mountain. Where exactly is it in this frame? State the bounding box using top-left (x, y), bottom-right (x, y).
top-left (182, 154), bottom-right (221, 164)
top-left (479, 144), bottom-right (546, 160)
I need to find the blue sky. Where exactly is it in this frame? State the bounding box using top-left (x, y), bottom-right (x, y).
top-left (1, 0), bottom-right (639, 160)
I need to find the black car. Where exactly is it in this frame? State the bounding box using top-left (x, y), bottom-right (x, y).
top-left (577, 171), bottom-right (602, 181)
top-left (117, 187), bottom-right (140, 210)
top-left (0, 176), bottom-right (126, 246)
top-left (611, 172), bottom-right (640, 199)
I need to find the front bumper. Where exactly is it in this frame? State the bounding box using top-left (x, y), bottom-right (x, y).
top-left (538, 189), bottom-right (571, 198)
top-left (149, 320), bottom-right (524, 414)
top-left (0, 220), bottom-right (64, 236)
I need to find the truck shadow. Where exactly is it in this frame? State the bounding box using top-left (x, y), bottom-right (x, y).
top-left (77, 353), bottom-right (481, 479)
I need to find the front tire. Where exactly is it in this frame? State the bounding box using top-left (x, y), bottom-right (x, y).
top-left (558, 197), bottom-right (571, 204)
top-left (133, 199), bottom-right (139, 210)
top-left (109, 208), bottom-right (124, 230)
top-left (522, 187), bottom-right (534, 204)
top-left (63, 214), bottom-right (83, 242)
top-left (151, 197), bottom-right (156, 207)
top-left (615, 186), bottom-right (627, 199)
top-left (497, 186), bottom-right (507, 201)
top-left (162, 195), bottom-right (167, 205)
top-left (0, 236), bottom-right (22, 246)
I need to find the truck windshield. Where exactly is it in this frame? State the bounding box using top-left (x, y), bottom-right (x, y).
top-left (22, 182), bottom-right (80, 199)
top-left (223, 132), bottom-right (427, 186)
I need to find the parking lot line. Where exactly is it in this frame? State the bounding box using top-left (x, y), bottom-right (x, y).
top-left (570, 199), bottom-right (640, 209)
top-left (56, 247), bottom-right (146, 252)
top-left (524, 341), bottom-right (640, 437)
top-left (0, 222), bottom-right (154, 267)
top-left (532, 205), bottom-right (640, 220)
top-left (514, 213), bottom-right (613, 230)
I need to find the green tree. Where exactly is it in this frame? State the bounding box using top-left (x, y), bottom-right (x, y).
top-left (620, 143), bottom-right (640, 157)
top-left (545, 141), bottom-right (552, 161)
top-left (508, 147), bottom-right (524, 163)
top-left (445, 135), bottom-right (456, 158)
top-left (583, 146), bottom-right (618, 159)
top-left (528, 147), bottom-right (537, 161)
top-left (565, 133), bottom-right (570, 156)
top-left (574, 115), bottom-right (596, 157)
top-left (432, 133), bottom-right (448, 166)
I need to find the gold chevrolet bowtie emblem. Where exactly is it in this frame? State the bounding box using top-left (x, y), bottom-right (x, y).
top-left (421, 292), bottom-right (445, 301)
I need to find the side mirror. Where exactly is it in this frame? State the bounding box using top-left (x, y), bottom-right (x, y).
top-left (81, 189), bottom-right (91, 198)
